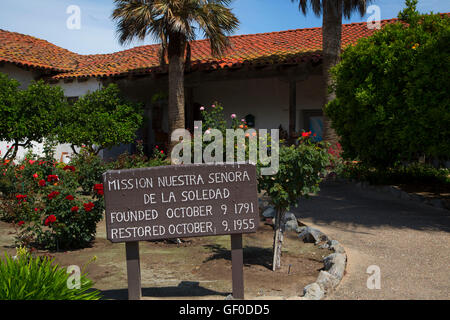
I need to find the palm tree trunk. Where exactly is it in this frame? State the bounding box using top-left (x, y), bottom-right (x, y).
top-left (321, 0), bottom-right (342, 146)
top-left (168, 34), bottom-right (186, 154)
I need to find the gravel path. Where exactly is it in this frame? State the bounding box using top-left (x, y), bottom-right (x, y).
top-left (292, 181), bottom-right (450, 300)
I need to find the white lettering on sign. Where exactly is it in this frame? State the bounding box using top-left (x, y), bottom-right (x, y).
top-left (103, 164), bottom-right (259, 242)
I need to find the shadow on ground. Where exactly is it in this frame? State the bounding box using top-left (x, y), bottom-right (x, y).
top-left (292, 181), bottom-right (450, 233)
top-left (203, 244), bottom-right (273, 270)
top-left (98, 281), bottom-right (228, 300)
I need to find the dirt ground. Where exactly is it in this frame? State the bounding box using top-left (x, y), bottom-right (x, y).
top-left (0, 218), bottom-right (330, 300)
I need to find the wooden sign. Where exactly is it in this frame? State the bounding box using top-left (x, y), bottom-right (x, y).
top-left (102, 163), bottom-right (259, 300)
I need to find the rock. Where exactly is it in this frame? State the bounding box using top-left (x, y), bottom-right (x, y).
top-left (283, 212), bottom-right (296, 222)
top-left (327, 240), bottom-right (345, 254)
top-left (302, 283), bottom-right (324, 300)
top-left (285, 219), bottom-right (299, 232)
top-left (258, 198), bottom-right (269, 210)
top-left (262, 206), bottom-right (276, 218)
top-left (296, 225), bottom-right (307, 233)
top-left (315, 271), bottom-right (340, 292)
top-left (298, 227), bottom-right (328, 244)
top-left (323, 253), bottom-right (347, 279)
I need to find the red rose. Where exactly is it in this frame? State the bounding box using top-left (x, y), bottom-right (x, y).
top-left (47, 175), bottom-right (59, 182)
top-left (17, 221), bottom-right (25, 227)
top-left (44, 215), bottom-right (56, 226)
top-left (38, 179), bottom-right (46, 187)
top-left (63, 165), bottom-right (76, 172)
top-left (16, 194), bottom-right (27, 203)
top-left (83, 202), bottom-right (95, 212)
top-left (33, 173), bottom-right (38, 179)
top-left (94, 184), bottom-right (104, 196)
top-left (47, 191), bottom-right (60, 200)
top-left (65, 195), bottom-right (74, 201)
top-left (71, 206), bottom-right (79, 212)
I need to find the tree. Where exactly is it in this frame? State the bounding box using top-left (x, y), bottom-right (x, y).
top-left (257, 136), bottom-right (329, 270)
top-left (0, 73), bottom-right (66, 160)
top-left (57, 84), bottom-right (144, 155)
top-left (111, 0), bottom-right (239, 151)
top-left (325, 1), bottom-right (450, 167)
top-left (291, 0), bottom-right (372, 145)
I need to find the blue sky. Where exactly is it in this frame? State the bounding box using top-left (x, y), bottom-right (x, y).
top-left (1, 0), bottom-right (448, 54)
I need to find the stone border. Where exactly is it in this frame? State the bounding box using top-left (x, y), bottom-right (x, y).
top-left (260, 202), bottom-right (347, 300)
top-left (297, 226), bottom-right (347, 300)
top-left (352, 180), bottom-right (449, 211)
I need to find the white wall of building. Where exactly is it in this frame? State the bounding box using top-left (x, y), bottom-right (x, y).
top-left (57, 78), bottom-right (103, 97)
top-left (192, 74), bottom-right (324, 131)
top-left (0, 63), bottom-right (39, 89)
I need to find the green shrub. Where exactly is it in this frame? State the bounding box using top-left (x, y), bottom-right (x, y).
top-left (0, 143), bottom-right (104, 250)
top-left (257, 134), bottom-right (330, 270)
top-left (0, 249), bottom-right (101, 300)
top-left (70, 148), bottom-right (107, 195)
top-left (57, 83), bottom-right (144, 155)
top-left (340, 161), bottom-right (450, 186)
top-left (325, 1), bottom-right (450, 167)
top-left (0, 73), bottom-right (67, 161)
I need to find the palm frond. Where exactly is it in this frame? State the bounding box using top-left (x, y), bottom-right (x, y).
top-left (112, 0), bottom-right (239, 61)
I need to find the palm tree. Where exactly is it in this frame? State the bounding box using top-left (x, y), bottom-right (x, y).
top-left (112, 0), bottom-right (239, 151)
top-left (292, 0), bottom-right (372, 145)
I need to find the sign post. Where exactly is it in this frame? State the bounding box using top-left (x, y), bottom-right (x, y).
top-left (125, 241), bottom-right (141, 300)
top-left (231, 234), bottom-right (244, 299)
top-left (102, 163), bottom-right (259, 300)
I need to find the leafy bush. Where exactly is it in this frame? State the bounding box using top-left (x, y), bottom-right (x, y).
top-left (325, 1), bottom-right (450, 167)
top-left (0, 73), bottom-right (67, 161)
top-left (0, 142), bottom-right (104, 250)
top-left (339, 161), bottom-right (450, 187)
top-left (257, 133), bottom-right (330, 270)
top-left (0, 248), bottom-right (101, 300)
top-left (69, 148), bottom-right (107, 195)
top-left (57, 83), bottom-right (144, 155)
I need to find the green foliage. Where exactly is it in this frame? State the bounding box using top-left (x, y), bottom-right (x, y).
top-left (110, 142), bottom-right (169, 170)
top-left (0, 73), bottom-right (67, 160)
top-left (0, 249), bottom-right (101, 300)
top-left (257, 137), bottom-right (330, 212)
top-left (325, 3), bottom-right (450, 167)
top-left (70, 148), bottom-right (108, 195)
top-left (58, 84), bottom-right (144, 155)
top-left (340, 161), bottom-right (450, 187)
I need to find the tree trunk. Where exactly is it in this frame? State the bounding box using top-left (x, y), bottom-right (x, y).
top-left (272, 208), bottom-right (286, 271)
top-left (321, 0), bottom-right (342, 147)
top-left (167, 33), bottom-right (187, 155)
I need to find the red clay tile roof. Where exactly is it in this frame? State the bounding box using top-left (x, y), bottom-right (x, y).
top-left (0, 16), bottom-right (434, 80)
top-left (0, 30), bottom-right (80, 72)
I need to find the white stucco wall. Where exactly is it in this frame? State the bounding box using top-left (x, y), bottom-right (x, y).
top-left (57, 78), bottom-right (103, 97)
top-left (0, 64), bottom-right (102, 162)
top-left (0, 63), bottom-right (39, 89)
top-left (192, 75), bottom-right (324, 131)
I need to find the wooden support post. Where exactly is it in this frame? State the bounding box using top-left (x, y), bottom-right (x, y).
top-left (231, 234), bottom-right (244, 299)
top-left (289, 81), bottom-right (297, 141)
top-left (125, 241), bottom-right (142, 300)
